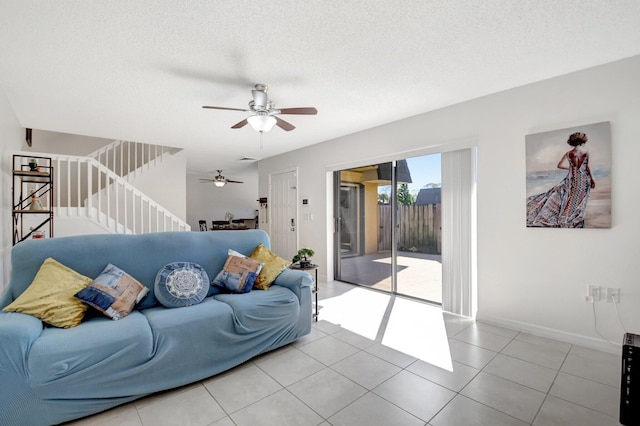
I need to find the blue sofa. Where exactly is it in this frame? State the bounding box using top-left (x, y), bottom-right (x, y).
top-left (0, 230), bottom-right (313, 425)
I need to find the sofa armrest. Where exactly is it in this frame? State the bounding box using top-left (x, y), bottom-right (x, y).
top-left (0, 287), bottom-right (14, 309)
top-left (0, 312), bottom-right (43, 373)
top-left (0, 312), bottom-right (48, 425)
top-left (272, 268), bottom-right (313, 302)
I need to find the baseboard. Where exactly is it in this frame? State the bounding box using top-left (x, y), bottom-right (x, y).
top-left (476, 313), bottom-right (622, 355)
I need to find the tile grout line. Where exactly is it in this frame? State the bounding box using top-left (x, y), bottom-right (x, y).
top-left (549, 343), bottom-right (619, 419)
top-left (450, 331), bottom-right (542, 424)
top-left (529, 342), bottom-right (574, 425)
top-left (132, 281), bottom-right (619, 426)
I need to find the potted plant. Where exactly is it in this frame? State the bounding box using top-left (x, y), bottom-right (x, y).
top-left (292, 248), bottom-right (315, 268)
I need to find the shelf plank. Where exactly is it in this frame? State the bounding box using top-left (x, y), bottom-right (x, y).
top-left (12, 210), bottom-right (52, 213)
top-left (13, 170), bottom-right (50, 177)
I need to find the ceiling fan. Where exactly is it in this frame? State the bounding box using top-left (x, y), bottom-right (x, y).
top-left (199, 170), bottom-right (243, 188)
top-left (202, 84), bottom-right (318, 132)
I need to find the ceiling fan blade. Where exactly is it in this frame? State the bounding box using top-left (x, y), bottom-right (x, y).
top-left (274, 116), bottom-right (295, 131)
top-left (278, 107), bottom-right (318, 115)
top-left (202, 106), bottom-right (248, 112)
top-left (226, 179), bottom-right (244, 184)
top-left (231, 119), bottom-right (249, 129)
top-left (199, 179), bottom-right (216, 182)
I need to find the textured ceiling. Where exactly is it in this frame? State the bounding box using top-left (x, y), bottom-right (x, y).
top-left (1, 1), bottom-right (639, 176)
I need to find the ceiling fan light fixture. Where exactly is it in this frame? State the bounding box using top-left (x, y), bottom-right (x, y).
top-left (213, 174), bottom-right (226, 187)
top-left (248, 114), bottom-right (276, 133)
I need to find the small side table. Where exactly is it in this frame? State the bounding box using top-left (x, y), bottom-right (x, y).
top-left (290, 263), bottom-right (318, 321)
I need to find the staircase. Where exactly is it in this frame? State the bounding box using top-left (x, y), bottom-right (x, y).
top-left (23, 141), bottom-right (190, 236)
top-left (89, 140), bottom-right (182, 181)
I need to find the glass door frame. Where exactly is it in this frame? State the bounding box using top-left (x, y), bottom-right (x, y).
top-left (389, 160), bottom-right (398, 294)
top-left (332, 160), bottom-right (401, 295)
top-left (339, 182), bottom-right (365, 258)
top-left (333, 171), bottom-right (373, 282)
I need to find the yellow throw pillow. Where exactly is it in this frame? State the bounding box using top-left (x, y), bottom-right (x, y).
top-left (250, 244), bottom-right (291, 290)
top-left (3, 258), bottom-right (93, 328)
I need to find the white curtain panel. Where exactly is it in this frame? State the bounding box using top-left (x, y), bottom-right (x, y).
top-left (441, 148), bottom-right (477, 317)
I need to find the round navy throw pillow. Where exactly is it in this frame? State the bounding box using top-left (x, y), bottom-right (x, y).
top-left (154, 262), bottom-right (209, 308)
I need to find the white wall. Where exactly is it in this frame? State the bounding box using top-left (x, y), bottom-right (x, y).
top-left (186, 166), bottom-right (259, 231)
top-left (125, 154), bottom-right (188, 221)
top-left (0, 88), bottom-right (26, 293)
top-left (29, 129), bottom-right (113, 156)
top-left (55, 215), bottom-right (113, 237)
top-left (259, 55), bottom-right (640, 351)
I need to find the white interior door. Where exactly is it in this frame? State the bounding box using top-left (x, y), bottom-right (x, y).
top-left (269, 170), bottom-right (298, 259)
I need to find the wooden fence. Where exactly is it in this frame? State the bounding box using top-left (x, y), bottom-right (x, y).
top-left (378, 204), bottom-right (441, 254)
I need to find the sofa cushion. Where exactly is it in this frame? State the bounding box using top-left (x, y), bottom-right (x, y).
top-left (250, 244), bottom-right (291, 290)
top-left (213, 285), bottom-right (299, 333)
top-left (75, 264), bottom-right (149, 320)
top-left (27, 311), bottom-right (154, 392)
top-left (154, 262), bottom-right (209, 308)
top-left (212, 250), bottom-right (263, 294)
top-left (3, 258), bottom-right (92, 328)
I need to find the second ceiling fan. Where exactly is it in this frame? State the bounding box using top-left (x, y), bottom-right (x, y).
top-left (199, 170), bottom-right (243, 188)
top-left (202, 84), bottom-right (317, 132)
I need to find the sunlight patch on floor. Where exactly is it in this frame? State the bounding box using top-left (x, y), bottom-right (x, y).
top-left (381, 297), bottom-right (453, 371)
top-left (319, 284), bottom-right (453, 370)
top-left (318, 287), bottom-right (391, 340)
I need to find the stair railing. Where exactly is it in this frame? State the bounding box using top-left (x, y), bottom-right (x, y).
top-left (44, 152), bottom-right (189, 233)
top-left (88, 140), bottom-right (180, 180)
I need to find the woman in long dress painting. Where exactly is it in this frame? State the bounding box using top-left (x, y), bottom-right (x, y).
top-left (527, 132), bottom-right (596, 228)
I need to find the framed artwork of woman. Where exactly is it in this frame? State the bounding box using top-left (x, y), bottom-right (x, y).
top-left (525, 121), bottom-right (611, 228)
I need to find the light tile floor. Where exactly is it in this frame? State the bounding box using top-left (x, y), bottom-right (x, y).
top-left (67, 281), bottom-right (622, 426)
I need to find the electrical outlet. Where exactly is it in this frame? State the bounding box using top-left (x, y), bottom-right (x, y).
top-left (588, 285), bottom-right (601, 302)
top-left (606, 287), bottom-right (620, 303)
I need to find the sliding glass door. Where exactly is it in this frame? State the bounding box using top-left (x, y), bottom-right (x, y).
top-left (339, 183), bottom-right (363, 258)
top-left (334, 155), bottom-right (442, 303)
top-left (395, 154), bottom-right (442, 302)
top-left (334, 164), bottom-right (393, 293)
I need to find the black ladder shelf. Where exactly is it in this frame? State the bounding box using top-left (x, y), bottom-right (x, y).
top-left (12, 154), bottom-right (54, 244)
